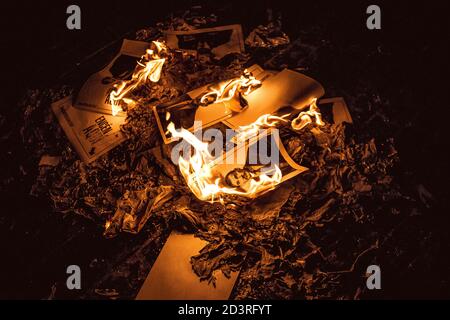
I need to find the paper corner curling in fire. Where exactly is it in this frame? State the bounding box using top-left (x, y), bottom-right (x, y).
top-left (109, 40), bottom-right (168, 116)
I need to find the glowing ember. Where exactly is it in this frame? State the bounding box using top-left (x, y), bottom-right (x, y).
top-left (109, 41), bottom-right (167, 116)
top-left (199, 69), bottom-right (262, 107)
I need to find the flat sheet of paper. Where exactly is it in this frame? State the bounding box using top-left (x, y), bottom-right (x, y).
top-left (136, 232), bottom-right (239, 300)
top-left (51, 96), bottom-right (127, 163)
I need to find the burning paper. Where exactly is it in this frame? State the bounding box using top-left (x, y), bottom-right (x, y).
top-left (162, 95), bottom-right (354, 203)
top-left (167, 125), bottom-right (290, 202)
top-left (153, 66), bottom-right (325, 144)
top-left (291, 98), bottom-right (324, 130)
top-left (75, 39), bottom-right (151, 115)
top-left (52, 40), bottom-right (170, 163)
top-left (109, 41), bottom-right (168, 116)
top-left (166, 110), bottom-right (319, 202)
top-left (198, 69), bottom-right (262, 111)
top-left (154, 67), bottom-right (327, 202)
top-left (222, 69), bottom-right (325, 129)
top-left (153, 64), bottom-right (268, 144)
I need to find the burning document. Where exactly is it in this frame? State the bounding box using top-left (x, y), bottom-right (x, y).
top-left (154, 67), bottom-right (326, 202)
top-left (154, 66), bottom-right (324, 144)
top-left (75, 39), bottom-right (151, 115)
top-left (153, 64), bottom-right (268, 144)
top-left (222, 69), bottom-right (325, 129)
top-left (58, 39), bottom-right (167, 163)
top-left (175, 127), bottom-right (308, 202)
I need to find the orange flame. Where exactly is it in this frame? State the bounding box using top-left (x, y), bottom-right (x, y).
top-left (167, 114), bottom-right (284, 203)
top-left (235, 113), bottom-right (290, 142)
top-left (199, 69), bottom-right (261, 106)
top-left (168, 97), bottom-right (325, 203)
top-left (109, 41), bottom-right (167, 115)
top-left (291, 98), bottom-right (324, 130)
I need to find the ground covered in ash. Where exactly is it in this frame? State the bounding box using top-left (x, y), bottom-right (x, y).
top-left (1, 5), bottom-right (448, 299)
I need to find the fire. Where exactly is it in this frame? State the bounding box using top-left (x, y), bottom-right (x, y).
top-left (291, 98), bottom-right (324, 130)
top-left (234, 113), bottom-right (290, 142)
top-left (168, 97), bottom-right (325, 203)
top-left (109, 41), bottom-right (167, 115)
top-left (167, 114), bottom-right (283, 202)
top-left (199, 69), bottom-right (261, 106)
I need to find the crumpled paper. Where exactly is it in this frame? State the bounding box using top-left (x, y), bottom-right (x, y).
top-left (245, 22), bottom-right (290, 49)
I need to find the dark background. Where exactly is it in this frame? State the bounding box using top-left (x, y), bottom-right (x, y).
top-left (0, 0), bottom-right (449, 299)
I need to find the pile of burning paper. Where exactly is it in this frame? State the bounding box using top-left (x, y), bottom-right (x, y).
top-left (53, 32), bottom-right (351, 207)
top-left (15, 10), bottom-right (405, 299)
